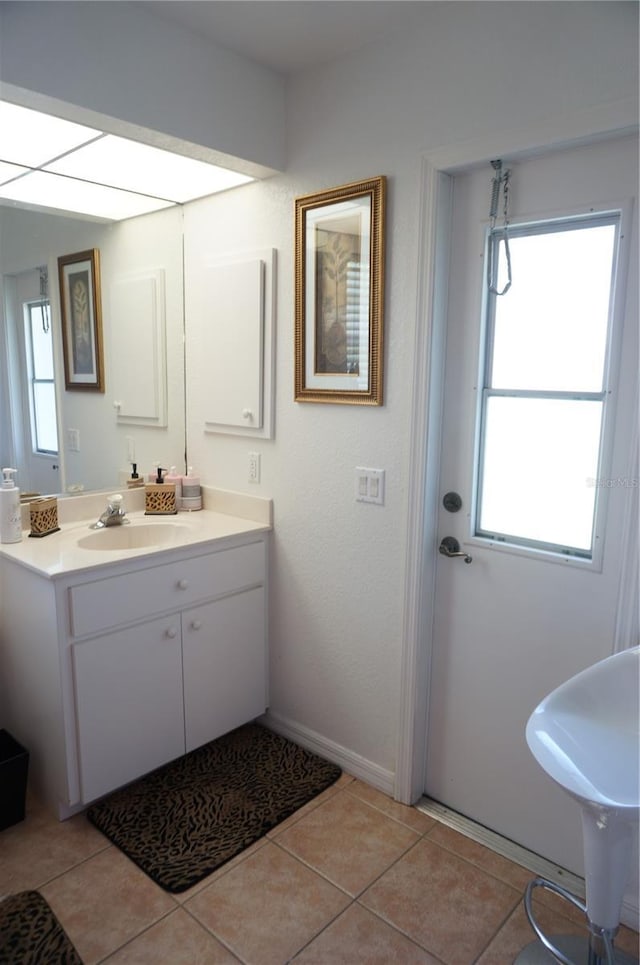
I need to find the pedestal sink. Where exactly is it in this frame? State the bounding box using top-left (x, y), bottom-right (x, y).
top-left (516, 646), bottom-right (639, 965)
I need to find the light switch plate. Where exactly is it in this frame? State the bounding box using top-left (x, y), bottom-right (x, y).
top-left (248, 451), bottom-right (261, 483)
top-left (355, 467), bottom-right (385, 505)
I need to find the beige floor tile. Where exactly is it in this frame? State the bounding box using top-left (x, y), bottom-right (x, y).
top-left (426, 823), bottom-right (533, 892)
top-left (477, 895), bottom-right (588, 963)
top-left (0, 801), bottom-right (108, 895)
top-left (360, 837), bottom-right (521, 964)
top-left (346, 781), bottom-right (437, 835)
top-left (186, 841), bottom-right (350, 965)
top-left (293, 902), bottom-right (442, 964)
top-left (103, 907), bottom-right (240, 963)
top-left (40, 847), bottom-right (176, 964)
top-left (273, 790), bottom-right (420, 896)
top-left (427, 824), bottom-right (640, 953)
top-left (616, 924), bottom-right (640, 958)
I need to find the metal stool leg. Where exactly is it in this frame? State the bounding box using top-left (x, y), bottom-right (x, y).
top-left (514, 877), bottom-right (638, 965)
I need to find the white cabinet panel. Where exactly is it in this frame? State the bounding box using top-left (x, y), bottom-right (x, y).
top-left (183, 586), bottom-right (267, 752)
top-left (186, 248), bottom-right (276, 439)
top-left (72, 615), bottom-right (184, 802)
top-left (203, 259), bottom-right (264, 429)
top-left (110, 270), bottom-right (167, 425)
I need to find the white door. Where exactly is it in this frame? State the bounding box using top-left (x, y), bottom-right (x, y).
top-left (426, 135), bottom-right (638, 877)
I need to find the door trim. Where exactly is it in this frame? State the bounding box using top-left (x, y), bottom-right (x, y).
top-left (394, 98), bottom-right (639, 805)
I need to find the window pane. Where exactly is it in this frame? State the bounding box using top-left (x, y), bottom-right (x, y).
top-left (490, 223), bottom-right (616, 392)
top-left (478, 396), bottom-right (602, 552)
top-left (29, 304), bottom-right (54, 379)
top-left (33, 383), bottom-right (58, 452)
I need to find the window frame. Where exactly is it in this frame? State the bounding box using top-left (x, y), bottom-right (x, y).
top-left (24, 298), bottom-right (59, 457)
top-left (469, 207), bottom-right (628, 570)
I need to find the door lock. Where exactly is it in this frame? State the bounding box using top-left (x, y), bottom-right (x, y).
top-left (439, 536), bottom-right (472, 564)
top-left (443, 491), bottom-right (463, 513)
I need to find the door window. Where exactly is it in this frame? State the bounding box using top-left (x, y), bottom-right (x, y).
top-left (474, 213), bottom-right (621, 561)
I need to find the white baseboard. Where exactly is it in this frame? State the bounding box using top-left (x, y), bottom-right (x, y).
top-left (260, 711), bottom-right (395, 798)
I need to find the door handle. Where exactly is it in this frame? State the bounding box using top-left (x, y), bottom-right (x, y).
top-left (439, 536), bottom-right (472, 564)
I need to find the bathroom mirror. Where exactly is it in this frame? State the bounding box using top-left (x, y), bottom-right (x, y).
top-left (0, 203), bottom-right (186, 497)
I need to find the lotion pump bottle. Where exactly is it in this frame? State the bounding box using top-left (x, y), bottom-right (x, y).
top-left (165, 466), bottom-right (182, 509)
top-left (0, 467), bottom-right (22, 544)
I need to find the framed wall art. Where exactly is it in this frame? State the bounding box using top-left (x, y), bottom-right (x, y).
top-left (58, 248), bottom-right (104, 391)
top-left (294, 176), bottom-right (386, 405)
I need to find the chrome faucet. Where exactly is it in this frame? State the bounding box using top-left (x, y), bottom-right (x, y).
top-left (90, 494), bottom-right (129, 529)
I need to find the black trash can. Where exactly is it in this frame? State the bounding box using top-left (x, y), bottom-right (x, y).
top-left (0, 729), bottom-right (29, 831)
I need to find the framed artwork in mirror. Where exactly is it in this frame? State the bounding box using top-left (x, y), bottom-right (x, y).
top-left (294, 176), bottom-right (386, 405)
top-left (58, 248), bottom-right (104, 391)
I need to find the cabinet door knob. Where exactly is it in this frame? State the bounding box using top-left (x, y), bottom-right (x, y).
top-left (177, 579), bottom-right (189, 590)
top-left (165, 626), bottom-right (178, 639)
top-left (191, 620), bottom-right (202, 631)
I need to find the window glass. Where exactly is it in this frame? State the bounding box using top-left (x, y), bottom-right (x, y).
top-left (475, 213), bottom-right (619, 558)
top-left (491, 223), bottom-right (615, 392)
top-left (33, 383), bottom-right (58, 452)
top-left (479, 397), bottom-right (602, 551)
top-left (29, 304), bottom-right (55, 379)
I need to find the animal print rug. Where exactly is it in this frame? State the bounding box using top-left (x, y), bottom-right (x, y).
top-left (87, 723), bottom-right (341, 893)
top-left (0, 891), bottom-right (82, 964)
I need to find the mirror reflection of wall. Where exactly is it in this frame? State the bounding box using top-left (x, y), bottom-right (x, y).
top-left (0, 205), bottom-right (185, 496)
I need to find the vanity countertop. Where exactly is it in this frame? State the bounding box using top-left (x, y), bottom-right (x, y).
top-left (0, 487), bottom-right (272, 579)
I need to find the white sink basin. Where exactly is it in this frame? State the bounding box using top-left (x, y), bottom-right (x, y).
top-left (526, 646), bottom-right (640, 811)
top-left (77, 523), bottom-right (189, 551)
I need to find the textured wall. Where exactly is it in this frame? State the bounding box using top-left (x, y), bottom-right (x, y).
top-left (183, 2), bottom-right (638, 782)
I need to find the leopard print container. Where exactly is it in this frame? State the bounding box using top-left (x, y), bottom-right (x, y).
top-left (28, 497), bottom-right (60, 537)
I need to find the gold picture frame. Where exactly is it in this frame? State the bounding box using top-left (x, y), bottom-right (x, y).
top-left (295, 176), bottom-right (386, 405)
top-left (58, 248), bottom-right (104, 391)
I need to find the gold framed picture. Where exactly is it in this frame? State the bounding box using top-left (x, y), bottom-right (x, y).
top-left (294, 176), bottom-right (386, 405)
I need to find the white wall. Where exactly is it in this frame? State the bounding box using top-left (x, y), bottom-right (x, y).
top-left (1, 0), bottom-right (637, 825)
top-left (182, 2), bottom-right (638, 786)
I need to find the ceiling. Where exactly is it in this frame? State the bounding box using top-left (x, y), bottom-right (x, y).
top-left (137, 1), bottom-right (434, 74)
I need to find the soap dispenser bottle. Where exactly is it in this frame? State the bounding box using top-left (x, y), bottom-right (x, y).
top-left (0, 467), bottom-right (22, 544)
top-left (126, 463), bottom-right (144, 489)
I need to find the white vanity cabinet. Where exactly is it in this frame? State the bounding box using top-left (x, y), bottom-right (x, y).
top-left (0, 529), bottom-right (268, 817)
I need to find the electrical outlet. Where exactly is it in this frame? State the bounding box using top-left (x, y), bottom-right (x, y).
top-left (355, 467), bottom-right (385, 505)
top-left (248, 451), bottom-right (261, 483)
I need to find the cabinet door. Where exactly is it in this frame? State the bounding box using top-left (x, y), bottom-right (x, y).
top-left (72, 616), bottom-right (185, 802)
top-left (183, 587), bottom-right (267, 752)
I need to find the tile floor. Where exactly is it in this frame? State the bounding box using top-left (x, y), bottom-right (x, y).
top-left (1, 772), bottom-right (638, 964)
